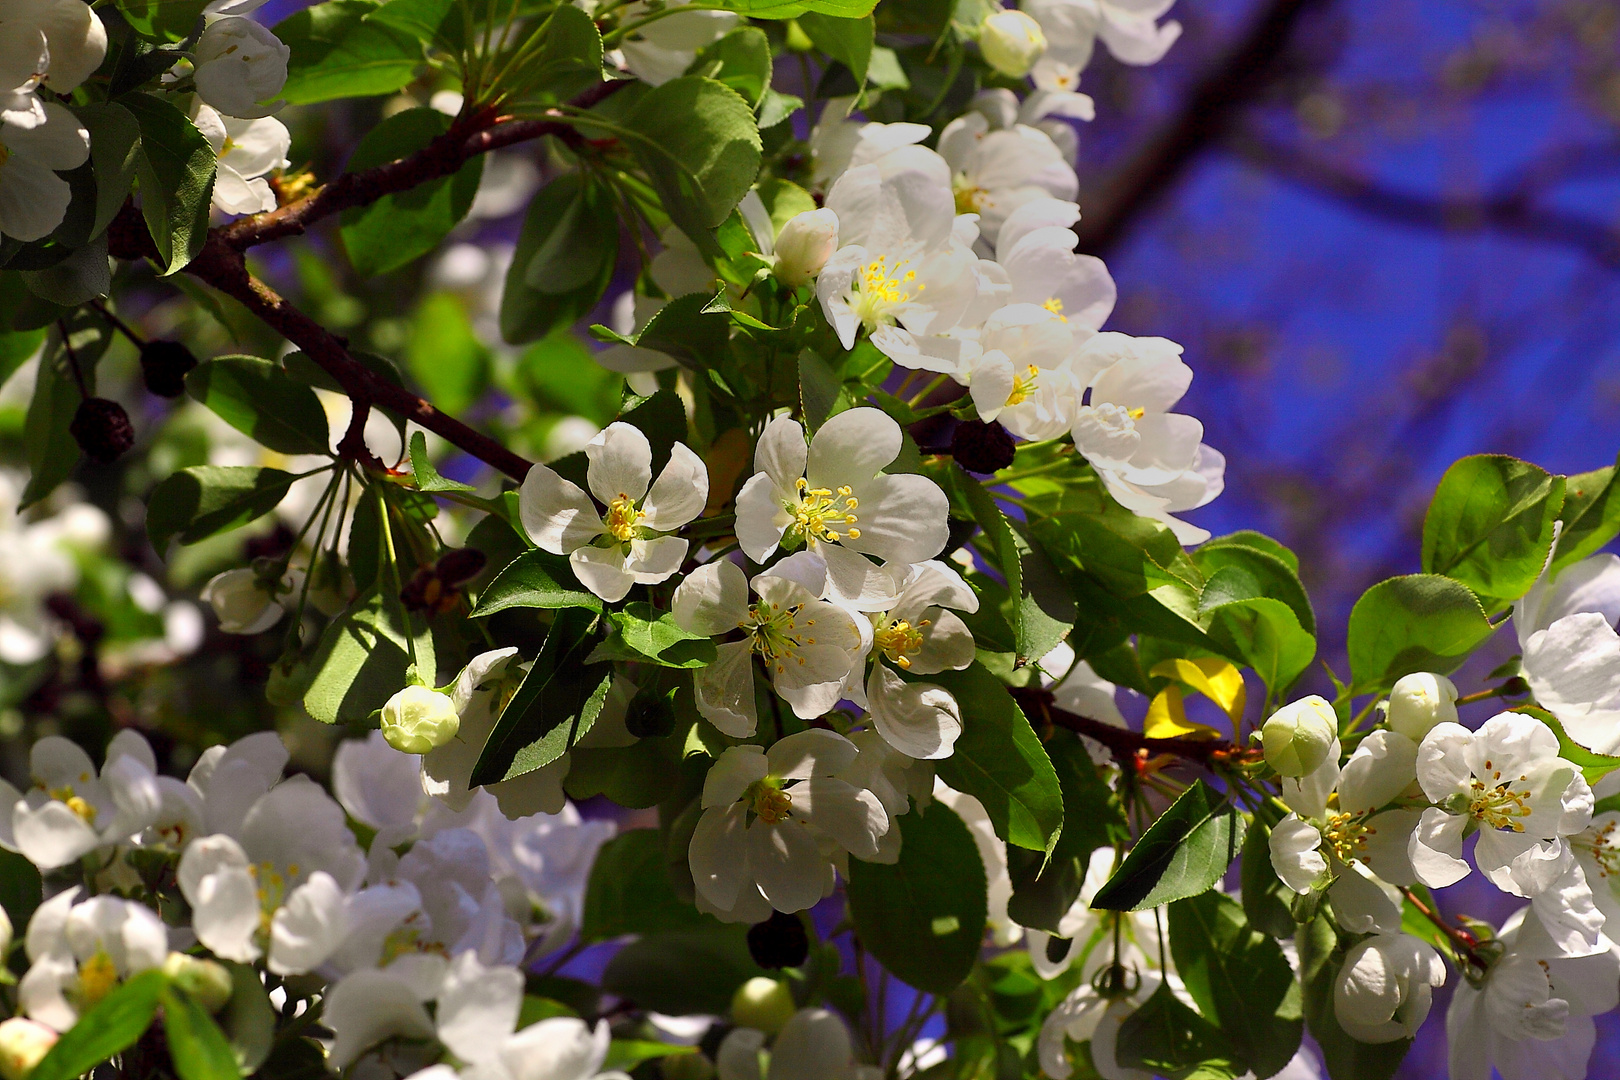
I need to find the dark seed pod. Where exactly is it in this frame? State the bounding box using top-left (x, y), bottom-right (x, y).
top-left (746, 910), bottom-right (810, 969)
top-left (624, 686), bottom-right (678, 739)
top-left (435, 547), bottom-right (487, 588)
top-left (951, 419), bottom-right (1017, 474)
top-left (139, 340), bottom-right (199, 398)
top-left (70, 398), bottom-right (135, 463)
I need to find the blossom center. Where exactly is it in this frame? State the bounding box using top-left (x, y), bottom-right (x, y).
top-left (953, 177), bottom-right (986, 215)
top-left (788, 477), bottom-right (860, 545)
top-left (604, 494), bottom-right (645, 542)
top-left (1321, 811), bottom-right (1375, 864)
top-left (48, 786), bottom-right (97, 824)
top-left (1469, 767), bottom-right (1533, 832)
top-left (1581, 819), bottom-right (1620, 878)
top-left (746, 780), bottom-right (793, 823)
top-left (849, 254), bottom-right (922, 329)
top-left (745, 599), bottom-right (820, 675)
top-left (874, 617), bottom-right (929, 669)
top-left (1042, 297), bottom-right (1068, 322)
top-left (76, 950), bottom-right (119, 1009)
top-left (1006, 365), bottom-right (1040, 407)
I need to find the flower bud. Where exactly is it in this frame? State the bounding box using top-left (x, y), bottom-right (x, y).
top-left (1385, 672), bottom-right (1457, 743)
top-left (193, 17), bottom-right (290, 118)
top-left (1333, 933), bottom-right (1445, 1043)
top-left (0, 1019), bottom-right (58, 1080)
top-left (979, 10), bottom-right (1047, 78)
top-left (70, 398), bottom-right (135, 464)
top-left (163, 952), bottom-right (234, 1013)
top-left (771, 209), bottom-right (839, 287)
top-left (662, 1054), bottom-right (716, 1080)
top-left (730, 976), bottom-right (796, 1036)
top-left (381, 685), bottom-right (461, 755)
top-left (1261, 695), bottom-right (1338, 777)
top-left (0, 904), bottom-right (10, 958)
top-left (201, 568), bottom-right (286, 634)
top-left (139, 341), bottom-right (198, 398)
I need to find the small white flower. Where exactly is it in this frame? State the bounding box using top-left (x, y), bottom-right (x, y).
top-left (734, 409), bottom-right (950, 609)
top-left (672, 554), bottom-right (864, 737)
top-left (689, 730), bottom-right (888, 918)
top-left (961, 304), bottom-right (1085, 441)
top-left (0, 99), bottom-right (90, 243)
top-left (18, 891), bottom-right (167, 1031)
top-left (1516, 555), bottom-right (1620, 755)
top-left (1333, 932), bottom-right (1445, 1044)
top-left (0, 1017), bottom-right (57, 1080)
top-left (1024, 0), bottom-right (1182, 92)
top-left (200, 565), bottom-right (303, 633)
top-left (937, 118), bottom-right (1078, 243)
top-left (192, 16), bottom-right (290, 119)
top-left (520, 422), bottom-right (709, 602)
top-left (0, 732), bottom-right (162, 871)
top-left (808, 97), bottom-right (931, 190)
top-left (772, 209), bottom-right (840, 287)
top-left (0, 0), bottom-right (107, 95)
top-left (192, 104), bottom-right (290, 215)
top-left (1037, 966), bottom-right (1171, 1080)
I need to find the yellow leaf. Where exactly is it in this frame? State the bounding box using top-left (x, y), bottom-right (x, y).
top-left (1143, 685), bottom-right (1221, 741)
top-left (1149, 657), bottom-right (1247, 726)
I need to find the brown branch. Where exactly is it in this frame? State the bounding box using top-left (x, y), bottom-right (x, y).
top-left (1010, 685), bottom-right (1258, 766)
top-left (217, 79), bottom-right (629, 252)
top-left (1228, 131), bottom-right (1620, 268)
top-left (1072, 0), bottom-right (1335, 255)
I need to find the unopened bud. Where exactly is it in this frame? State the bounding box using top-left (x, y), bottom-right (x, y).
top-left (0, 906), bottom-right (10, 958)
top-left (381, 685), bottom-right (460, 755)
top-left (952, 419), bottom-right (1017, 474)
top-left (200, 567), bottom-right (289, 634)
top-left (746, 910), bottom-right (809, 969)
top-left (730, 977), bottom-right (796, 1036)
top-left (979, 10), bottom-right (1047, 78)
top-left (625, 686), bottom-right (678, 739)
top-left (662, 1053), bottom-right (716, 1080)
top-left (163, 953), bottom-right (234, 1013)
top-left (139, 341), bottom-right (199, 398)
top-left (70, 398), bottom-right (135, 463)
top-left (1385, 673), bottom-right (1457, 743)
top-left (1261, 696), bottom-right (1338, 777)
top-left (0, 1019), bottom-right (58, 1080)
top-left (771, 209), bottom-right (839, 287)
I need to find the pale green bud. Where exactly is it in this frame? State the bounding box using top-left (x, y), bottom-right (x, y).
top-left (1385, 673), bottom-right (1457, 743)
top-left (979, 10), bottom-right (1047, 78)
top-left (163, 952), bottom-right (234, 1013)
top-left (381, 685), bottom-right (461, 755)
top-left (1261, 696), bottom-right (1338, 777)
top-left (772, 209), bottom-right (839, 287)
top-left (661, 1053), bottom-right (716, 1080)
top-left (0, 904), bottom-right (11, 959)
top-left (730, 977), bottom-right (796, 1036)
top-left (0, 1019), bottom-right (57, 1080)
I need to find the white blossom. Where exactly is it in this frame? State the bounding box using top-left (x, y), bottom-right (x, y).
top-left (0, 99), bottom-right (90, 243)
top-left (0, 732), bottom-right (162, 871)
top-left (18, 891), bottom-right (167, 1030)
top-left (1333, 932), bottom-right (1446, 1044)
top-left (0, 0), bottom-right (107, 95)
top-left (1023, 0), bottom-right (1182, 92)
top-left (192, 16), bottom-right (290, 119)
top-left (937, 117), bottom-right (1078, 243)
top-left (616, 0), bottom-right (737, 86)
top-left (192, 104), bottom-right (289, 215)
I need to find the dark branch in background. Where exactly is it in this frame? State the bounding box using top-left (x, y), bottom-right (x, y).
top-left (1072, 0), bottom-right (1336, 255)
top-left (1228, 130), bottom-right (1620, 268)
top-left (1009, 686), bottom-right (1257, 766)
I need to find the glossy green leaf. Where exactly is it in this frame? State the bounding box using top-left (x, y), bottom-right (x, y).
top-left (20, 347), bottom-right (81, 510)
top-left (1346, 574), bottom-right (1495, 694)
top-left (1193, 537), bottom-right (1314, 635)
top-left (340, 109), bottom-right (484, 277)
top-left (600, 603), bottom-right (718, 668)
top-left (29, 970), bottom-right (167, 1080)
top-left (601, 927), bottom-right (766, 1014)
top-left (1168, 891), bottom-right (1303, 1079)
top-left (123, 93), bottom-right (215, 274)
top-left (502, 173), bottom-right (619, 344)
top-left (76, 103), bottom-right (143, 241)
top-left (1200, 589), bottom-right (1315, 694)
top-left (221, 963), bottom-right (276, 1073)
top-left (581, 830), bottom-right (716, 941)
top-left (407, 431), bottom-right (475, 493)
top-left (690, 27), bottom-right (773, 108)
top-left (958, 469), bottom-right (1075, 663)
top-left (275, 0), bottom-right (424, 104)
top-left (1552, 455), bottom-right (1620, 574)
top-left (470, 549), bottom-right (601, 616)
top-left (303, 588), bottom-right (436, 724)
top-left (799, 13), bottom-right (874, 86)
top-left (634, 293), bottom-right (732, 370)
top-left (847, 802), bottom-right (988, 994)
top-left (187, 356), bottom-right (332, 456)
top-left (507, 4), bottom-right (603, 102)
top-left (1091, 780), bottom-right (1244, 912)
top-left (565, 737), bottom-right (681, 808)
top-left (1113, 983), bottom-right (1243, 1080)
top-left (364, 0), bottom-right (458, 49)
top-left (164, 986), bottom-right (241, 1080)
top-left (117, 0), bottom-right (210, 40)
top-left (146, 466), bottom-right (302, 553)
top-left (1421, 454), bottom-right (1565, 606)
top-left (931, 662), bottom-right (1063, 852)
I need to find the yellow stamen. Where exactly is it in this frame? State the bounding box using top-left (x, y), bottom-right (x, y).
top-left (604, 494), bottom-right (645, 542)
top-left (873, 617), bottom-right (930, 669)
top-left (1470, 776), bottom-right (1534, 832)
top-left (1006, 365), bottom-right (1040, 408)
top-left (77, 951), bottom-right (119, 1009)
top-left (1042, 297), bottom-right (1067, 322)
top-left (747, 781), bottom-right (793, 824)
top-left (788, 478), bottom-right (860, 545)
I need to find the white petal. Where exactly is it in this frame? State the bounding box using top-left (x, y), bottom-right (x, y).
top-left (703, 745), bottom-right (769, 808)
top-left (519, 464), bottom-right (603, 554)
top-left (806, 407), bottom-right (900, 487)
top-left (626, 535), bottom-right (688, 584)
top-left (845, 473), bottom-right (950, 564)
top-left (642, 442), bottom-right (709, 530)
top-left (569, 546), bottom-right (637, 603)
top-left (323, 970), bottom-right (435, 1071)
top-left (766, 729), bottom-right (858, 780)
top-left (1409, 808), bottom-right (1471, 888)
top-left (585, 422), bottom-right (654, 507)
top-left (672, 560), bottom-right (751, 636)
top-left (690, 804), bottom-right (751, 911)
top-left (269, 871), bottom-right (349, 974)
top-left (748, 820), bottom-right (829, 912)
top-left (867, 664), bottom-right (962, 760)
top-left (754, 415), bottom-right (808, 490)
top-left (435, 951), bottom-right (524, 1064)
top-left (735, 473), bottom-right (791, 563)
top-left (694, 640), bottom-right (759, 738)
top-left (794, 779), bottom-right (887, 859)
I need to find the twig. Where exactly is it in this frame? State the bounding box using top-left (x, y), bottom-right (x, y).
top-left (1009, 685), bottom-right (1260, 766)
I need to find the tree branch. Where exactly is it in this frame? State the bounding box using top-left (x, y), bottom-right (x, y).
top-left (216, 80), bottom-right (629, 252)
top-left (1009, 685), bottom-right (1258, 766)
top-left (1228, 130), bottom-right (1620, 267)
top-left (1072, 0), bottom-right (1335, 255)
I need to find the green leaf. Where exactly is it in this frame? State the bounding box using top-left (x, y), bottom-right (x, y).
top-left (1513, 705), bottom-right (1620, 783)
top-left (1421, 454), bottom-right (1565, 606)
top-left (605, 1042), bottom-right (696, 1072)
top-left (713, 0), bottom-right (878, 18)
top-left (303, 588), bottom-right (435, 724)
top-left (405, 293), bottom-right (490, 413)
top-left (76, 103), bottom-right (144, 241)
top-left (581, 830), bottom-right (717, 941)
top-left (601, 603), bottom-right (717, 668)
top-left (408, 431), bottom-right (475, 493)
top-left (1168, 891), bottom-right (1302, 1079)
top-left (507, 4), bottom-right (603, 102)
top-left (622, 76), bottom-right (762, 256)
top-left (634, 293), bottom-right (732, 369)
top-left (20, 347), bottom-right (81, 510)
top-left (29, 969), bottom-right (167, 1080)
top-left (0, 849), bottom-right (41, 937)
top-left (220, 963), bottom-right (276, 1074)
top-left (123, 93), bottom-right (215, 274)
top-left (1113, 983), bottom-right (1243, 1080)
top-left (1298, 913), bottom-right (1412, 1080)
top-left (187, 356), bottom-right (333, 456)
top-left (147, 466), bottom-right (302, 553)
top-left (470, 549), bottom-right (601, 616)
top-left (1200, 530), bottom-right (1301, 574)
top-left (1346, 574), bottom-right (1495, 694)
top-left (1552, 455), bottom-right (1620, 574)
top-left (846, 802), bottom-right (988, 994)
top-left (1091, 780), bottom-right (1245, 912)
top-left (1240, 805), bottom-right (1297, 940)
top-left (1200, 590), bottom-right (1315, 695)
top-left (117, 0), bottom-right (210, 39)
top-left (689, 27), bottom-right (773, 108)
top-left (958, 469), bottom-right (1075, 663)
top-left (164, 986), bottom-right (241, 1080)
top-left (1006, 730), bottom-right (1125, 932)
top-left (601, 927), bottom-right (766, 1014)
top-left (364, 0), bottom-right (458, 49)
top-left (565, 737), bottom-right (680, 808)
top-left (339, 109), bottom-right (484, 277)
top-left (469, 608), bottom-right (612, 785)
top-left (275, 0), bottom-right (425, 104)
top-left (799, 13), bottom-right (874, 86)
top-left (798, 348), bottom-right (842, 429)
top-left (931, 662), bottom-right (1063, 852)
top-left (1193, 537), bottom-right (1314, 635)
top-left (501, 173), bottom-right (618, 344)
